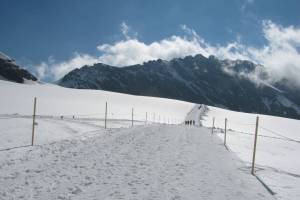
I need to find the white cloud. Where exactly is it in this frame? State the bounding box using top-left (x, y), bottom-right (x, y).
top-left (36, 20), bottom-right (300, 88)
top-left (120, 22), bottom-right (130, 40)
top-left (50, 53), bottom-right (100, 80)
top-left (241, 0), bottom-right (255, 11)
top-left (246, 20), bottom-right (300, 87)
top-left (120, 22), bottom-right (137, 40)
top-left (35, 62), bottom-right (47, 80)
top-left (37, 25), bottom-right (211, 79)
top-left (96, 36), bottom-right (209, 67)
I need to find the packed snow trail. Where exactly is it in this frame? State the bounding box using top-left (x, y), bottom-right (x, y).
top-left (184, 104), bottom-right (207, 126)
top-left (0, 125), bottom-right (273, 200)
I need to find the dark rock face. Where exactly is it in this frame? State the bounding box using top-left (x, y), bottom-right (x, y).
top-left (58, 54), bottom-right (300, 119)
top-left (0, 52), bottom-right (37, 83)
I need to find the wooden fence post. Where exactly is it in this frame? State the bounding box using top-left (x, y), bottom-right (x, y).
top-left (104, 102), bottom-right (107, 129)
top-left (131, 108), bottom-right (134, 127)
top-left (211, 117), bottom-right (215, 134)
top-left (251, 116), bottom-right (259, 175)
top-left (224, 118), bottom-right (227, 147)
top-left (145, 112), bottom-right (147, 125)
top-left (31, 97), bottom-right (37, 146)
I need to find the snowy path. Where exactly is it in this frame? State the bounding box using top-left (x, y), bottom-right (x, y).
top-left (0, 125), bottom-right (273, 200)
top-left (191, 105), bottom-right (300, 200)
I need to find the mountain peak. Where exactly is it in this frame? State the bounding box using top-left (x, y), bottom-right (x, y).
top-left (58, 54), bottom-right (300, 119)
top-left (0, 52), bottom-right (37, 83)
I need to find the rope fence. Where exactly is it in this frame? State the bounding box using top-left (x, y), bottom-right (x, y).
top-left (207, 115), bottom-right (300, 181)
top-left (205, 115), bottom-right (300, 196)
top-left (0, 97), bottom-right (182, 151)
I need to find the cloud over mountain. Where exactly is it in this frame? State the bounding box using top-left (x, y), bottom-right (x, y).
top-left (35, 21), bottom-right (300, 88)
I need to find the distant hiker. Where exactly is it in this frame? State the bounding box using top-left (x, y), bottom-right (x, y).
top-left (193, 120), bottom-right (195, 125)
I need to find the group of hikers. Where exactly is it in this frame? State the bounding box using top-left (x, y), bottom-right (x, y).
top-left (184, 120), bottom-right (195, 125)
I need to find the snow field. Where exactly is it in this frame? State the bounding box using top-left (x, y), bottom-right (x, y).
top-left (0, 80), bottom-right (194, 149)
top-left (0, 80), bottom-right (284, 199)
top-left (0, 115), bottom-right (147, 150)
top-left (0, 80), bottom-right (193, 123)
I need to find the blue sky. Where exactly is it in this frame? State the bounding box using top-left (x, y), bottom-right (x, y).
top-left (1, 0), bottom-right (300, 82)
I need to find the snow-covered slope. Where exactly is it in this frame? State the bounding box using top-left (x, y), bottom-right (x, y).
top-left (187, 105), bottom-right (300, 200)
top-left (0, 80), bottom-right (275, 199)
top-left (0, 80), bottom-right (194, 149)
top-left (0, 80), bottom-right (193, 120)
top-left (0, 52), bottom-right (14, 62)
